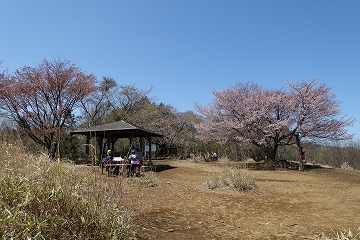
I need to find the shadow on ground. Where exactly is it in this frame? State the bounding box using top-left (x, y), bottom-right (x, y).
top-left (152, 164), bottom-right (177, 172)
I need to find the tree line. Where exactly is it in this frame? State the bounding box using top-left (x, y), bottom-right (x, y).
top-left (0, 58), bottom-right (357, 170)
top-left (0, 58), bottom-right (198, 160)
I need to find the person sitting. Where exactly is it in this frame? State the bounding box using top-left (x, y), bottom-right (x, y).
top-left (101, 150), bottom-right (113, 173)
top-left (102, 150), bottom-right (113, 164)
top-left (128, 150), bottom-right (141, 176)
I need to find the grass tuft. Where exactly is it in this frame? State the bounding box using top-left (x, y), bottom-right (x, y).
top-left (316, 228), bottom-right (360, 240)
top-left (205, 166), bottom-right (258, 192)
top-left (125, 172), bottom-right (160, 187)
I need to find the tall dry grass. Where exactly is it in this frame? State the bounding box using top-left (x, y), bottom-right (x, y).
top-left (0, 141), bottom-right (136, 239)
top-left (205, 166), bottom-right (258, 192)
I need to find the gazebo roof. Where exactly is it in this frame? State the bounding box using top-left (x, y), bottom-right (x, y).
top-left (70, 120), bottom-right (163, 139)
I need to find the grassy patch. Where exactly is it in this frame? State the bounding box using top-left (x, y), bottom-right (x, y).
top-left (125, 172), bottom-right (160, 187)
top-left (205, 166), bottom-right (258, 192)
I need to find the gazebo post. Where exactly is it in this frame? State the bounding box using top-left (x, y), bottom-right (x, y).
top-left (129, 133), bottom-right (134, 151)
top-left (140, 136), bottom-right (144, 162)
top-left (148, 137), bottom-right (152, 166)
top-left (106, 132), bottom-right (112, 152)
top-left (97, 137), bottom-right (104, 162)
top-left (85, 136), bottom-right (90, 161)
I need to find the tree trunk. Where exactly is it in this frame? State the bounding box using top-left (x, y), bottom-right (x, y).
top-left (268, 143), bottom-right (279, 161)
top-left (295, 134), bottom-right (305, 171)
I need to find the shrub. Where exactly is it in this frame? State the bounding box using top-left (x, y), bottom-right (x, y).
top-left (205, 166), bottom-right (258, 191)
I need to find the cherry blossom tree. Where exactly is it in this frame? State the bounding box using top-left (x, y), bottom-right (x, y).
top-left (287, 79), bottom-right (353, 141)
top-left (0, 59), bottom-right (96, 158)
top-left (287, 79), bottom-right (354, 169)
top-left (195, 79), bottom-right (354, 168)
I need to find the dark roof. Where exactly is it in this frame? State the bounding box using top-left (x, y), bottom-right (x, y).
top-left (70, 120), bottom-right (162, 139)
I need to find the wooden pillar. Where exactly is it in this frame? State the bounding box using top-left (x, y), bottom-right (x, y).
top-left (149, 137), bottom-right (152, 166)
top-left (106, 132), bottom-right (111, 151)
top-left (97, 137), bottom-right (104, 161)
top-left (85, 135), bottom-right (90, 160)
top-left (140, 136), bottom-right (144, 161)
top-left (129, 133), bottom-right (134, 151)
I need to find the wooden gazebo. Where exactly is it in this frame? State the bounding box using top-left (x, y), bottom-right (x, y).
top-left (70, 120), bottom-right (162, 164)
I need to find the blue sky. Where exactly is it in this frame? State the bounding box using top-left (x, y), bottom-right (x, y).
top-left (1, 0), bottom-right (359, 138)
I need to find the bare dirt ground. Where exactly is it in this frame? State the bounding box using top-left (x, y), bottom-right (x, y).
top-left (126, 160), bottom-right (360, 240)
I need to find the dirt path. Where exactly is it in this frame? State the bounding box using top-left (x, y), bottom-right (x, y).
top-left (129, 160), bottom-right (360, 240)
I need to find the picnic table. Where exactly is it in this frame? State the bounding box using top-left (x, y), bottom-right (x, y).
top-left (102, 160), bottom-right (131, 176)
top-left (101, 156), bottom-right (154, 177)
top-left (102, 162), bottom-right (154, 176)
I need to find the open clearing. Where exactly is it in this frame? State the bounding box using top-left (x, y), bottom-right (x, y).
top-left (121, 160), bottom-right (360, 240)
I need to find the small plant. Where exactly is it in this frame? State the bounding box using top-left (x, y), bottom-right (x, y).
top-left (316, 228), bottom-right (360, 240)
top-left (205, 166), bottom-right (258, 191)
top-left (340, 162), bottom-right (354, 170)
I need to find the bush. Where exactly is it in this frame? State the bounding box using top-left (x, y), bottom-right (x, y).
top-left (0, 141), bottom-right (132, 239)
top-left (205, 166), bottom-right (258, 192)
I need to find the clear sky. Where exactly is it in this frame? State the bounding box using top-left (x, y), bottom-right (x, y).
top-left (1, 0), bottom-right (359, 138)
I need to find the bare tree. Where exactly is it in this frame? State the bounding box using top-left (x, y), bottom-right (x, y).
top-left (0, 58), bottom-right (96, 158)
top-left (80, 76), bottom-right (117, 126)
top-left (130, 102), bottom-right (199, 155)
top-left (117, 84), bottom-right (153, 116)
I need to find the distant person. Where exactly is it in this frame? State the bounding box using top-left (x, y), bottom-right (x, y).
top-left (300, 148), bottom-right (306, 165)
top-left (300, 150), bottom-right (306, 164)
top-left (212, 152), bottom-right (218, 161)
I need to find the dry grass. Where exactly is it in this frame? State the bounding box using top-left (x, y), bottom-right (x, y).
top-left (205, 166), bottom-right (258, 192)
top-left (1, 141), bottom-right (358, 240)
top-left (0, 141), bottom-right (136, 239)
top-left (316, 228), bottom-right (360, 240)
top-left (125, 172), bottom-right (160, 188)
